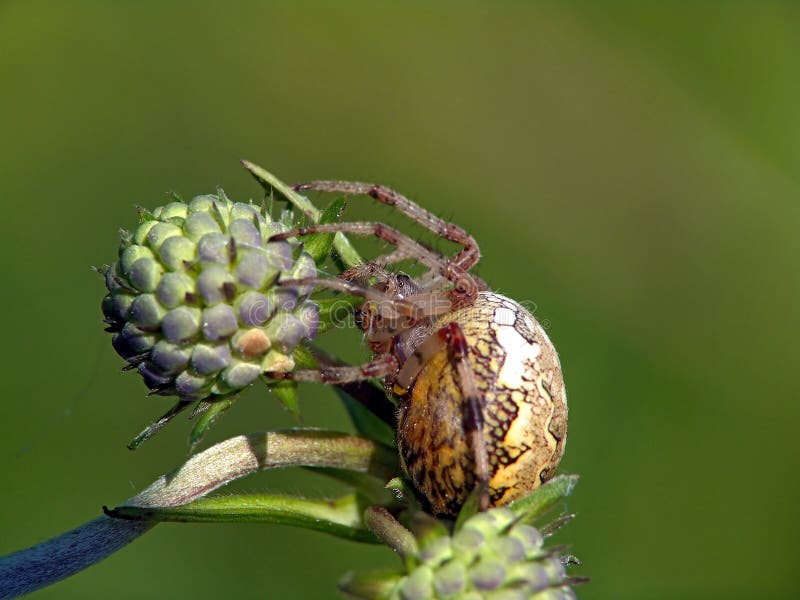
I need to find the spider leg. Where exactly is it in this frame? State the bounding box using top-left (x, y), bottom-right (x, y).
top-left (395, 322), bottom-right (490, 511)
top-left (277, 276), bottom-right (422, 319)
top-left (271, 222), bottom-right (478, 300)
top-left (293, 181), bottom-right (481, 272)
top-left (265, 354), bottom-right (398, 384)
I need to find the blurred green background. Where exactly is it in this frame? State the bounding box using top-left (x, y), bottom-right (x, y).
top-left (1, 2), bottom-right (798, 598)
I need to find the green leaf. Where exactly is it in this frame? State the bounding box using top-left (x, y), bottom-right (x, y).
top-left (291, 343), bottom-right (318, 370)
top-left (135, 205), bottom-right (156, 223)
top-left (241, 160), bottom-right (364, 268)
top-left (304, 197), bottom-right (347, 266)
top-left (385, 477), bottom-right (418, 507)
top-left (307, 467), bottom-right (397, 506)
top-left (508, 474), bottom-right (579, 523)
top-left (454, 483), bottom-right (487, 532)
top-left (291, 344), bottom-right (396, 446)
top-left (187, 395), bottom-right (239, 454)
top-left (314, 294), bottom-right (361, 334)
top-left (269, 379), bottom-right (301, 420)
top-left (109, 493), bottom-right (380, 544)
top-left (336, 389), bottom-right (396, 448)
top-left (338, 569), bottom-right (404, 600)
top-left (127, 399), bottom-right (193, 450)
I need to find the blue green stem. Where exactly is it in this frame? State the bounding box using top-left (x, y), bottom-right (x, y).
top-left (0, 430), bottom-right (397, 598)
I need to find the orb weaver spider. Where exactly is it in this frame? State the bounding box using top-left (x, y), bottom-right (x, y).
top-left (267, 181), bottom-right (567, 517)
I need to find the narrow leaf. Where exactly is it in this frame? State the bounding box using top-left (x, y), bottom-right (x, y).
top-left (305, 197), bottom-right (347, 266)
top-left (241, 160), bottom-right (364, 268)
top-left (291, 344), bottom-right (318, 370)
top-left (127, 399), bottom-right (193, 450)
top-left (187, 395), bottom-right (239, 454)
top-left (291, 344), bottom-right (396, 443)
top-left (385, 478), bottom-right (418, 507)
top-left (109, 493), bottom-right (379, 544)
top-left (269, 379), bottom-right (302, 420)
top-left (339, 569), bottom-right (404, 600)
top-left (314, 294), bottom-right (361, 334)
top-left (307, 467), bottom-right (397, 505)
top-left (508, 474), bottom-right (579, 523)
top-left (454, 483), bottom-right (487, 532)
top-left (336, 389), bottom-right (396, 448)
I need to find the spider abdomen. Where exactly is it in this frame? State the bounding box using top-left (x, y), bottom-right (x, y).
top-left (396, 292), bottom-right (567, 516)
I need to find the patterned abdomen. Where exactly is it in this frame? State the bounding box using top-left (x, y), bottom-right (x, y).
top-left (396, 292), bottom-right (567, 516)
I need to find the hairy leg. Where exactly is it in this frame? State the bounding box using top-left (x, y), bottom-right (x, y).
top-left (277, 276), bottom-right (423, 319)
top-left (265, 354), bottom-right (398, 384)
top-left (293, 181), bottom-right (481, 272)
top-left (271, 222), bottom-right (478, 300)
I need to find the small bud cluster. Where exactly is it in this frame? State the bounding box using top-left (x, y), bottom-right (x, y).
top-left (341, 507), bottom-right (576, 600)
top-left (101, 193), bottom-right (318, 401)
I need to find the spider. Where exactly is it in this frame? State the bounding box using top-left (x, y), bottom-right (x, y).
top-left (266, 181), bottom-right (568, 517)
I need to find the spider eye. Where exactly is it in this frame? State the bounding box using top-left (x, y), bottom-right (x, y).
top-left (397, 273), bottom-right (412, 285)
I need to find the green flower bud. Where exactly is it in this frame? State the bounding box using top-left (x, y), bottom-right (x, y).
top-left (101, 191), bottom-right (317, 401)
top-left (340, 488), bottom-right (582, 600)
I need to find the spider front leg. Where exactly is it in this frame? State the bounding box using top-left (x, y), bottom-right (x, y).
top-left (395, 322), bottom-right (491, 513)
top-left (293, 180), bottom-right (481, 272)
top-left (265, 353), bottom-right (398, 384)
top-left (276, 276), bottom-right (425, 319)
top-left (270, 222), bottom-right (479, 301)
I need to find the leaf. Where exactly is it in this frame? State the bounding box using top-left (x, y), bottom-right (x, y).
top-left (304, 197), bottom-right (347, 266)
top-left (385, 477), bottom-right (417, 506)
top-left (539, 512), bottom-right (577, 538)
top-left (454, 483), bottom-right (487, 532)
top-left (291, 343), bottom-right (318, 369)
top-left (338, 569), bottom-right (404, 600)
top-left (313, 294), bottom-right (362, 334)
top-left (127, 399), bottom-right (194, 450)
top-left (291, 344), bottom-right (396, 445)
top-left (187, 395), bottom-right (239, 454)
top-left (307, 467), bottom-right (397, 505)
top-left (241, 160), bottom-right (321, 222)
top-left (241, 160), bottom-right (364, 268)
top-left (269, 379), bottom-right (301, 420)
top-left (508, 474), bottom-right (579, 523)
top-left (108, 493), bottom-right (380, 544)
top-left (335, 389), bottom-right (396, 448)
top-left (135, 205), bottom-right (156, 223)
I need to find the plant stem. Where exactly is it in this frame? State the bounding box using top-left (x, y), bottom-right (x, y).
top-left (0, 430), bottom-right (397, 598)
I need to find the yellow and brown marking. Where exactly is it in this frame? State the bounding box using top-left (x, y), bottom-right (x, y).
top-left (396, 291), bottom-right (567, 516)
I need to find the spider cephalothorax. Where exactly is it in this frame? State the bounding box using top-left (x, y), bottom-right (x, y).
top-left (267, 181), bottom-right (567, 517)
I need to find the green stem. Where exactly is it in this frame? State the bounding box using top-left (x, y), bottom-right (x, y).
top-left (126, 430), bottom-right (398, 508)
top-left (0, 430), bottom-right (397, 598)
top-left (364, 506), bottom-right (419, 560)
